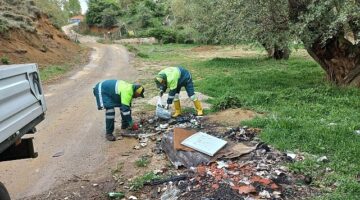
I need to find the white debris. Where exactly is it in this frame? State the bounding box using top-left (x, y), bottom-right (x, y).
top-left (286, 152), bottom-right (297, 160)
top-left (128, 196), bottom-right (138, 200)
top-left (317, 156), bottom-right (329, 163)
top-left (259, 190), bottom-right (271, 198)
top-left (160, 123), bottom-right (169, 129)
top-left (216, 161), bottom-right (229, 169)
top-left (273, 191), bottom-right (282, 198)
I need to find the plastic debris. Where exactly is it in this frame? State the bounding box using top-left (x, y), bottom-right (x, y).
top-left (108, 192), bottom-right (124, 198)
top-left (160, 123), bottom-right (169, 129)
top-left (286, 152), bottom-right (297, 160)
top-left (317, 156), bottom-right (329, 163)
top-left (160, 186), bottom-right (180, 200)
top-left (259, 190), bottom-right (271, 198)
top-left (216, 161), bottom-right (228, 169)
top-left (156, 97), bottom-right (171, 120)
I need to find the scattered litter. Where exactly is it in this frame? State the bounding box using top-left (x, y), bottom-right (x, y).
top-left (216, 161), bottom-right (228, 169)
top-left (160, 186), bottom-right (180, 200)
top-left (317, 156), bottom-right (329, 163)
top-left (108, 192), bottom-right (124, 198)
top-left (133, 145), bottom-right (141, 150)
top-left (161, 132), bottom-right (211, 168)
top-left (286, 152), bottom-right (297, 160)
top-left (92, 183), bottom-right (98, 187)
top-left (181, 132), bottom-right (227, 156)
top-left (128, 195), bottom-right (138, 200)
top-left (145, 174), bottom-right (188, 186)
top-left (160, 123), bottom-right (169, 129)
top-left (354, 130), bottom-right (360, 135)
top-left (259, 190), bottom-right (271, 198)
top-left (156, 97), bottom-right (171, 120)
top-left (52, 150), bottom-right (65, 157)
top-left (140, 143), bottom-right (147, 147)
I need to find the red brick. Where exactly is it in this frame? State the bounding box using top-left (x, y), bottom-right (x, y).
top-left (238, 185), bottom-right (256, 194)
top-left (197, 166), bottom-right (206, 176)
top-left (212, 184), bottom-right (219, 190)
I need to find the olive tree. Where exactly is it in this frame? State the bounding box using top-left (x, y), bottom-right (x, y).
top-left (289, 0), bottom-right (360, 86)
top-left (171, 0), bottom-right (292, 59)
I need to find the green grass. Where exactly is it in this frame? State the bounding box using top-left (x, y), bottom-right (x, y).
top-left (129, 172), bottom-right (161, 191)
top-left (39, 65), bottom-right (70, 82)
top-left (135, 44), bottom-right (360, 199)
top-left (135, 156), bottom-right (150, 167)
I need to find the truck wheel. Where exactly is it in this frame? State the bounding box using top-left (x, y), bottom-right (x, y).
top-left (0, 182), bottom-right (11, 200)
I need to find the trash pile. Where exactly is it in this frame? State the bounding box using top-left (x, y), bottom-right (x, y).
top-left (121, 113), bottom-right (319, 199)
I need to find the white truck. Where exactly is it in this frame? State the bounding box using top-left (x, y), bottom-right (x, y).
top-left (0, 64), bottom-right (47, 199)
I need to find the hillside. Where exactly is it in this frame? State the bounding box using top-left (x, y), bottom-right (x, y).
top-left (0, 0), bottom-right (81, 66)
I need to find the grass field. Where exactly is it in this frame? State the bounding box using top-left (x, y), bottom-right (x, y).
top-left (132, 43), bottom-right (360, 199)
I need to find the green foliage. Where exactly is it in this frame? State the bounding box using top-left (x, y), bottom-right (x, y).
top-left (289, 0), bottom-right (360, 46)
top-left (171, 0), bottom-right (292, 50)
top-left (39, 65), bottom-right (69, 82)
top-left (86, 0), bottom-right (121, 28)
top-left (35, 0), bottom-right (70, 27)
top-left (1, 56), bottom-right (10, 65)
top-left (0, 18), bottom-right (9, 33)
top-left (212, 94), bottom-right (242, 111)
top-left (67, 0), bottom-right (81, 17)
top-left (145, 27), bottom-right (176, 43)
top-left (137, 52), bottom-right (149, 58)
top-left (130, 172), bottom-right (160, 191)
top-left (135, 156), bottom-right (150, 167)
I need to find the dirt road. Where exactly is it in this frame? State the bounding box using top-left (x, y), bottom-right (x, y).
top-left (0, 26), bottom-right (138, 199)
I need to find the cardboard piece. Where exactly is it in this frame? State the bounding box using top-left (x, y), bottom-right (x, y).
top-left (173, 128), bottom-right (196, 151)
top-left (181, 132), bottom-right (228, 156)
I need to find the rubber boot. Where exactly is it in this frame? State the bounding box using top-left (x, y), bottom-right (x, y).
top-left (193, 99), bottom-right (204, 116)
top-left (172, 100), bottom-right (181, 118)
top-left (106, 134), bottom-right (116, 141)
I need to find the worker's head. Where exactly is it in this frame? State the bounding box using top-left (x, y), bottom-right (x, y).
top-left (133, 84), bottom-right (145, 98)
top-left (155, 74), bottom-right (166, 86)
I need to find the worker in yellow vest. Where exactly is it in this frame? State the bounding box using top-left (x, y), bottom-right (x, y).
top-left (93, 80), bottom-right (145, 141)
top-left (155, 66), bottom-right (203, 117)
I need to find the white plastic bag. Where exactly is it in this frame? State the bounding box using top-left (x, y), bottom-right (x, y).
top-left (156, 96), bottom-right (171, 120)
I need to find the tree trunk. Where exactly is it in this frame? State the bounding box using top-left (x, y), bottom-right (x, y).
top-left (306, 37), bottom-right (360, 86)
top-left (262, 43), bottom-right (290, 60)
top-left (288, 0), bottom-right (360, 86)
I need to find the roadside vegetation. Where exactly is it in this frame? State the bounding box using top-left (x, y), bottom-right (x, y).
top-left (131, 43), bottom-right (360, 199)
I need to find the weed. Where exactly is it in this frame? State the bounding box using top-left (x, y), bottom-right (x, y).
top-left (130, 172), bottom-right (160, 191)
top-left (135, 156), bottom-right (150, 167)
top-left (1, 56), bottom-right (10, 64)
top-left (39, 65), bottom-right (68, 82)
top-left (137, 52), bottom-right (149, 58)
top-left (211, 94), bottom-right (242, 111)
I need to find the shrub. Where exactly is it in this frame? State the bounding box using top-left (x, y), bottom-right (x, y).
top-left (0, 18), bottom-right (9, 33)
top-left (212, 94), bottom-right (242, 111)
top-left (147, 27), bottom-right (176, 44)
top-left (1, 56), bottom-right (10, 65)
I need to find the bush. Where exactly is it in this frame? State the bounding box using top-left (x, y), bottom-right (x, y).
top-left (0, 18), bottom-right (9, 33)
top-left (146, 27), bottom-right (176, 44)
top-left (1, 56), bottom-right (10, 65)
top-left (212, 94), bottom-right (242, 111)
